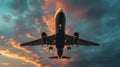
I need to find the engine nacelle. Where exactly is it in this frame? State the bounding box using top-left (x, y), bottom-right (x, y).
top-left (73, 32), bottom-right (79, 43)
top-left (41, 32), bottom-right (47, 37)
top-left (41, 32), bottom-right (47, 43)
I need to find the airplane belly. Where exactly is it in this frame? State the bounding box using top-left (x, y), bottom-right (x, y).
top-left (55, 9), bottom-right (66, 48)
top-left (56, 33), bottom-right (65, 48)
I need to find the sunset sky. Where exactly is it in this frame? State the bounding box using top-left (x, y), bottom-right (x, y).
top-left (0, 0), bottom-right (120, 67)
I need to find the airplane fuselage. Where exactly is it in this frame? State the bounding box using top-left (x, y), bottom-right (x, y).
top-left (55, 9), bottom-right (66, 58)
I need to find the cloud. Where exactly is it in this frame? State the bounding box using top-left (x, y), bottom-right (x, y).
top-left (0, 62), bottom-right (10, 67)
top-left (9, 0), bottom-right (28, 14)
top-left (0, 0), bottom-right (120, 67)
top-left (0, 50), bottom-right (42, 67)
top-left (0, 38), bottom-right (42, 66)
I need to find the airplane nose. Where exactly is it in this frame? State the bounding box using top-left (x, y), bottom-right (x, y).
top-left (59, 8), bottom-right (63, 12)
top-left (56, 8), bottom-right (63, 13)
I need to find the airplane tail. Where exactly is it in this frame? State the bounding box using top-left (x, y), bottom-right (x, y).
top-left (49, 56), bottom-right (71, 59)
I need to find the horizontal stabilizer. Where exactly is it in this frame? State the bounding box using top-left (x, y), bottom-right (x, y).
top-left (49, 56), bottom-right (71, 59)
top-left (49, 56), bottom-right (58, 59)
top-left (62, 56), bottom-right (71, 59)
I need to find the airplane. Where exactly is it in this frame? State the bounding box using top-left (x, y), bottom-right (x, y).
top-left (20, 8), bottom-right (99, 59)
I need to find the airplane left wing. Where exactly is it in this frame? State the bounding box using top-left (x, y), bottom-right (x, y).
top-left (65, 35), bottom-right (99, 46)
top-left (21, 35), bottom-right (55, 46)
top-left (21, 39), bottom-right (42, 46)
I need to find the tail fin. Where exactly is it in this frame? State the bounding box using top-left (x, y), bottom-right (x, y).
top-left (49, 56), bottom-right (71, 59)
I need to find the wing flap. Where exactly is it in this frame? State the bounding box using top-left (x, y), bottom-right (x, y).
top-left (65, 34), bottom-right (99, 46)
top-left (78, 39), bottom-right (99, 46)
top-left (20, 35), bottom-right (56, 46)
top-left (21, 39), bottom-right (42, 46)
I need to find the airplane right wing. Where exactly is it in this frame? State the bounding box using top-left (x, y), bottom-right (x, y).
top-left (21, 35), bottom-right (56, 46)
top-left (65, 34), bottom-right (99, 46)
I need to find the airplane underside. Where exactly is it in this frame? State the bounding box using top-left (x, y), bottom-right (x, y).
top-left (20, 8), bottom-right (99, 59)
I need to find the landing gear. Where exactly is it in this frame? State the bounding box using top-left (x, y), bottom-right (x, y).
top-left (49, 46), bottom-right (53, 50)
top-left (67, 47), bottom-right (71, 50)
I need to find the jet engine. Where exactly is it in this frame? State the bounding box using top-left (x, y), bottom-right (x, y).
top-left (73, 32), bottom-right (79, 43)
top-left (41, 32), bottom-right (47, 43)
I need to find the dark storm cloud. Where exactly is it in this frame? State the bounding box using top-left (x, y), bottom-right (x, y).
top-left (64, 0), bottom-right (119, 19)
top-left (6, 0), bottom-right (49, 40)
top-left (1, 0), bottom-right (120, 67)
top-left (2, 14), bottom-right (11, 23)
top-left (67, 37), bottom-right (120, 67)
top-left (55, 0), bottom-right (120, 31)
top-left (9, 0), bottom-right (28, 14)
top-left (58, 0), bottom-right (120, 37)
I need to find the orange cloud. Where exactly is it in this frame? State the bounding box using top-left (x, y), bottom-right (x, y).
top-left (5, 38), bottom-right (29, 53)
top-left (25, 33), bottom-right (35, 40)
top-left (0, 62), bottom-right (9, 65)
top-left (0, 37), bottom-right (45, 67)
top-left (34, 18), bottom-right (39, 26)
top-left (0, 35), bottom-right (5, 39)
top-left (0, 62), bottom-right (10, 67)
top-left (44, 65), bottom-right (50, 67)
top-left (0, 50), bottom-right (42, 67)
top-left (42, 14), bottom-right (54, 35)
top-left (41, 0), bottom-right (56, 35)
top-left (66, 28), bottom-right (71, 34)
top-left (5, 38), bottom-right (37, 54)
